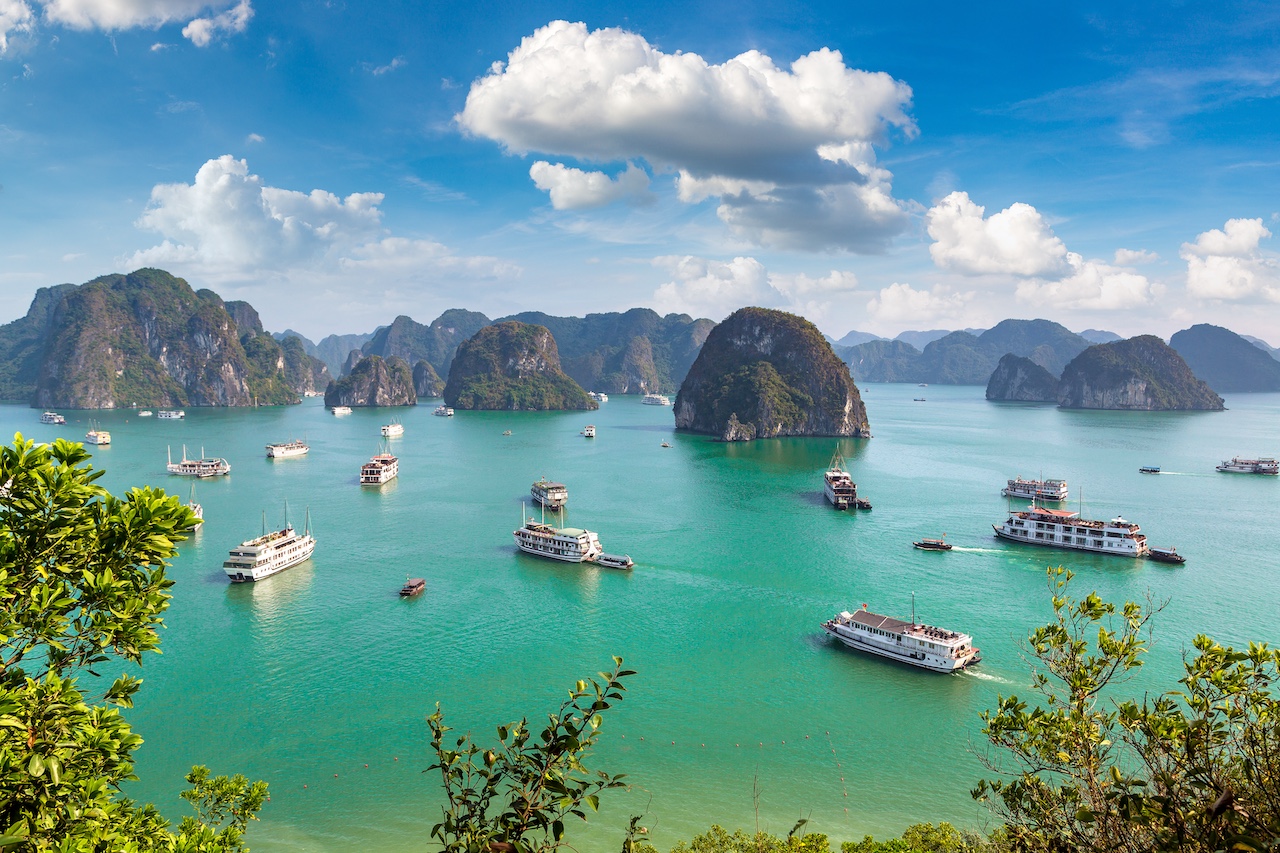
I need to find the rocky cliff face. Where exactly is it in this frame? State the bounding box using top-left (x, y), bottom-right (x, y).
top-left (1057, 336), bottom-right (1225, 411)
top-left (1169, 324), bottom-right (1280, 392)
top-left (413, 360), bottom-right (444, 397)
top-left (0, 282), bottom-right (79, 400)
top-left (496, 308), bottom-right (713, 394)
top-left (443, 322), bottom-right (595, 411)
top-left (324, 355), bottom-right (415, 407)
top-left (986, 354), bottom-right (1060, 402)
top-left (278, 335), bottom-right (332, 396)
top-left (674, 307), bottom-right (870, 441)
top-left (361, 310), bottom-right (492, 378)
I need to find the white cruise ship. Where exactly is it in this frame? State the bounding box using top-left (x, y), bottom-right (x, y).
top-left (381, 421), bottom-right (404, 437)
top-left (588, 392), bottom-right (609, 403)
top-left (331, 406), bottom-right (352, 416)
top-left (1001, 476), bottom-right (1068, 502)
top-left (822, 604), bottom-right (980, 673)
top-left (581, 425), bottom-right (596, 438)
top-left (223, 514), bottom-right (316, 582)
top-left (40, 411), bottom-right (66, 425)
top-left (1216, 456), bottom-right (1278, 475)
top-left (531, 477), bottom-right (568, 510)
top-left (513, 516), bottom-right (603, 563)
top-left (157, 410), bottom-right (185, 420)
top-left (824, 451), bottom-right (857, 509)
top-left (138, 410), bottom-right (154, 417)
top-left (360, 452), bottom-right (398, 485)
top-left (266, 439), bottom-right (309, 459)
top-left (167, 446), bottom-right (230, 478)
top-left (993, 504), bottom-right (1148, 557)
top-left (642, 394), bottom-right (671, 406)
top-left (85, 421), bottom-right (111, 445)
top-left (433, 405), bottom-right (454, 417)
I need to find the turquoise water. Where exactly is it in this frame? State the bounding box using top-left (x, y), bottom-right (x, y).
top-left (7, 388), bottom-right (1280, 850)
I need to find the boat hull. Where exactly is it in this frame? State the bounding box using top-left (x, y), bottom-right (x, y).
top-left (514, 540), bottom-right (593, 562)
top-left (223, 538), bottom-right (315, 582)
top-left (821, 624), bottom-right (979, 673)
top-left (993, 525), bottom-right (1146, 558)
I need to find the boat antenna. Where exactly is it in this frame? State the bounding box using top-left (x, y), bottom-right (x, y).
top-left (168, 445), bottom-right (172, 466)
top-left (261, 510), bottom-right (266, 537)
top-left (284, 498), bottom-right (290, 529)
top-left (911, 591), bottom-right (916, 628)
top-left (305, 506), bottom-right (311, 535)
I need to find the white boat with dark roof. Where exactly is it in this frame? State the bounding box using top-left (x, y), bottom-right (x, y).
top-left (40, 411), bottom-right (66, 425)
top-left (1216, 457), bottom-right (1278, 475)
top-left (222, 509), bottom-right (315, 582)
top-left (642, 394), bottom-right (671, 406)
top-left (823, 450), bottom-right (871, 510)
top-left (1002, 476), bottom-right (1068, 502)
top-left (513, 511), bottom-right (603, 563)
top-left (167, 446), bottom-right (230, 478)
top-left (266, 439), bottom-right (309, 459)
top-left (360, 452), bottom-right (398, 485)
top-left (993, 503), bottom-right (1148, 557)
top-left (596, 553), bottom-right (634, 570)
top-left (531, 477), bottom-right (568, 510)
top-left (157, 410), bottom-right (185, 420)
top-left (822, 603), bottom-right (980, 673)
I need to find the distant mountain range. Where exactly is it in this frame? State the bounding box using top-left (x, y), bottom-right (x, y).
top-left (1242, 334), bottom-right (1280, 361)
top-left (274, 329), bottom-right (378, 377)
top-left (1169, 324), bottom-right (1280, 392)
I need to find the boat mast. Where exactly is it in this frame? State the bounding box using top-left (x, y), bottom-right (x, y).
top-left (261, 510), bottom-right (266, 536)
top-left (911, 591), bottom-right (916, 628)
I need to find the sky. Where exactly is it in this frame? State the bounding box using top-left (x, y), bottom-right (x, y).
top-left (0, 0), bottom-right (1278, 342)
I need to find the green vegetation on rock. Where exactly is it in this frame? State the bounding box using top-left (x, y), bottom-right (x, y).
top-left (675, 307), bottom-right (869, 440)
top-left (324, 354), bottom-right (416, 407)
top-left (362, 310), bottom-right (492, 379)
top-left (985, 353), bottom-right (1060, 402)
top-left (1169, 323), bottom-right (1280, 392)
top-left (1057, 335), bottom-right (1225, 410)
top-left (443, 321), bottom-right (596, 411)
top-left (413, 359), bottom-right (444, 397)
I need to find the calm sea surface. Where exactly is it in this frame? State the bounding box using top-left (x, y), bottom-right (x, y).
top-left (7, 387), bottom-right (1280, 850)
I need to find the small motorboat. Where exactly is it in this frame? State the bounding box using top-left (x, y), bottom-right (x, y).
top-left (1139, 466), bottom-right (1161, 474)
top-left (1148, 547), bottom-right (1186, 564)
top-left (502, 430), bottom-right (512, 436)
top-left (660, 441), bottom-right (671, 448)
top-left (596, 553), bottom-right (634, 570)
top-left (399, 578), bottom-right (426, 597)
top-left (913, 397), bottom-right (926, 402)
top-left (913, 536), bottom-right (952, 551)
top-left (138, 410), bottom-right (154, 417)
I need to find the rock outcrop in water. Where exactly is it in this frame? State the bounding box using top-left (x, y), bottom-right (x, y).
top-left (986, 354), bottom-right (1060, 402)
top-left (1057, 336), bottom-right (1224, 410)
top-left (674, 307), bottom-right (870, 441)
top-left (1169, 324), bottom-right (1280, 392)
top-left (323, 354), bottom-right (416, 407)
top-left (443, 322), bottom-right (595, 411)
top-left (361, 310), bottom-right (492, 379)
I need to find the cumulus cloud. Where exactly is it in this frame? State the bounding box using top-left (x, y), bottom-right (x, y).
top-left (181, 0), bottom-right (250, 46)
top-left (364, 55), bottom-right (405, 75)
top-left (1015, 254), bottom-right (1155, 310)
top-left (458, 20), bottom-right (915, 250)
top-left (1181, 218), bottom-right (1280, 302)
top-left (0, 0), bottom-right (34, 53)
top-left (529, 161), bottom-right (651, 210)
top-left (651, 255), bottom-right (859, 319)
top-left (24, 0), bottom-right (252, 45)
top-left (865, 282), bottom-right (974, 326)
top-left (927, 191), bottom-right (1069, 277)
top-left (1114, 247), bottom-right (1158, 265)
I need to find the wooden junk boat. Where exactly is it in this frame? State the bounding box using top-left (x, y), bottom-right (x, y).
top-left (913, 536), bottom-right (952, 551)
top-left (399, 578), bottom-right (426, 597)
top-left (1147, 547), bottom-right (1186, 564)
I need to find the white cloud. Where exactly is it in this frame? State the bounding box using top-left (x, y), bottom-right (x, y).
top-left (651, 255), bottom-right (860, 320)
top-left (338, 237), bottom-right (519, 279)
top-left (365, 55), bottom-right (405, 76)
top-left (927, 191), bottom-right (1069, 277)
top-left (1015, 254), bottom-right (1155, 310)
top-left (1181, 218), bottom-right (1280, 302)
top-left (130, 154), bottom-right (385, 272)
top-left (458, 20), bottom-right (915, 250)
top-left (865, 282), bottom-right (974, 326)
top-left (529, 161), bottom-right (651, 210)
top-left (181, 0), bottom-right (250, 47)
top-left (0, 0), bottom-right (33, 53)
top-left (1114, 247), bottom-right (1158, 265)
top-left (245, 132), bottom-right (264, 144)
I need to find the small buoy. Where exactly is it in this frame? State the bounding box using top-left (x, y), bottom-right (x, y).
top-left (843, 792), bottom-right (848, 797)
top-left (334, 774), bottom-right (338, 778)
top-left (671, 741), bottom-right (675, 745)
top-left (640, 737), bottom-right (644, 741)
top-left (394, 758), bottom-right (398, 761)
top-left (736, 743), bottom-right (740, 747)
top-left (781, 740), bottom-right (785, 744)
top-left (805, 735), bottom-right (810, 739)
top-left (364, 764), bottom-right (368, 768)
top-left (304, 785), bottom-right (308, 789)
top-left (701, 744), bottom-right (705, 747)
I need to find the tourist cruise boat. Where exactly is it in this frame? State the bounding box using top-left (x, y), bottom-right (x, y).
top-left (1216, 457), bottom-right (1279, 475)
top-left (331, 406), bottom-right (352, 416)
top-left (823, 451), bottom-right (870, 510)
top-left (167, 446), bottom-right (230, 478)
top-left (381, 421), bottom-right (404, 438)
top-left (222, 512), bottom-right (316, 583)
top-left (39, 412), bottom-right (66, 425)
top-left (581, 425), bottom-right (596, 438)
top-left (993, 504), bottom-right (1148, 557)
top-left (157, 410), bottom-right (185, 420)
top-left (588, 392), bottom-right (609, 403)
top-left (1002, 477), bottom-right (1068, 502)
top-left (84, 421), bottom-right (111, 445)
top-left (513, 511), bottom-right (603, 563)
top-left (266, 439), bottom-right (309, 459)
top-left (531, 477), bottom-right (568, 510)
top-left (360, 452), bottom-right (398, 485)
top-left (433, 405), bottom-right (454, 417)
top-left (138, 410), bottom-right (153, 417)
top-left (642, 394), bottom-right (671, 406)
top-left (821, 604), bottom-right (980, 673)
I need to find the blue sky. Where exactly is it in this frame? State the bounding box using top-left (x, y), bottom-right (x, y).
top-left (1, 0), bottom-right (1277, 341)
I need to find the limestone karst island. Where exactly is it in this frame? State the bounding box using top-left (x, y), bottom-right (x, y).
top-left (3, 5), bottom-right (1279, 853)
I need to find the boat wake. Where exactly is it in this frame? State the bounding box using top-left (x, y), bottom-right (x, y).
top-left (950, 546), bottom-right (1003, 554)
top-left (962, 669), bottom-right (1015, 685)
